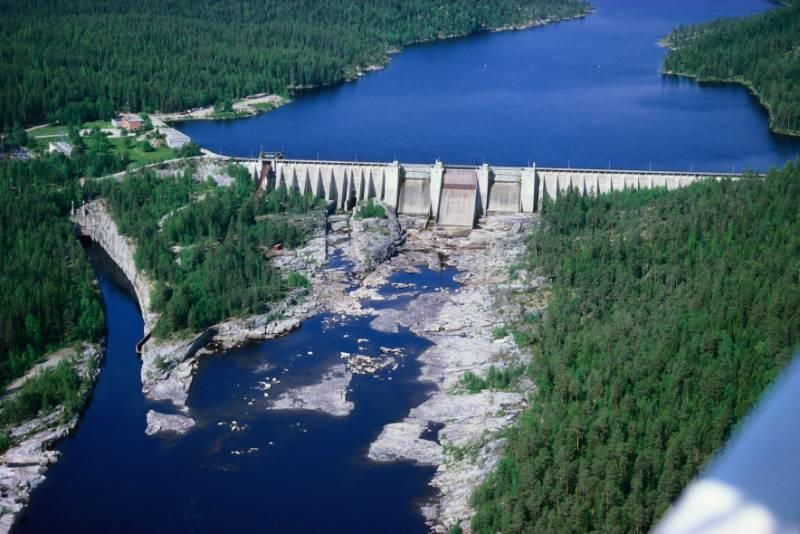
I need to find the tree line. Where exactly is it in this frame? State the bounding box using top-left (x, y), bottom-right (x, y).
top-left (0, 156), bottom-right (105, 387)
top-left (0, 0), bottom-right (589, 129)
top-left (663, 1), bottom-right (800, 135)
top-left (0, 153), bottom-right (317, 432)
top-left (94, 164), bottom-right (323, 336)
top-left (471, 163), bottom-right (800, 532)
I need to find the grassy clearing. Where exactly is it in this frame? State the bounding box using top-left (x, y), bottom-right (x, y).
top-left (29, 125), bottom-right (68, 138)
top-left (109, 137), bottom-right (176, 168)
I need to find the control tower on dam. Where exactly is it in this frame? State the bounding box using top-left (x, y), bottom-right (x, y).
top-left (243, 154), bottom-right (747, 228)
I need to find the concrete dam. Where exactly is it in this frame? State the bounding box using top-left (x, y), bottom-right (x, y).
top-left (244, 156), bottom-right (743, 227)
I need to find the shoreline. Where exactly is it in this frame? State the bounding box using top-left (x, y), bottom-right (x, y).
top-left (71, 155), bottom-right (537, 531)
top-left (153, 94), bottom-right (291, 123)
top-left (71, 160), bottom-right (403, 416)
top-left (156, 8), bottom-right (593, 127)
top-left (0, 343), bottom-right (104, 533)
top-left (661, 70), bottom-right (800, 139)
top-left (362, 214), bottom-right (543, 532)
top-left (10, 148), bottom-right (537, 532)
top-left (659, 38), bottom-right (800, 139)
top-left (1, 203), bottom-right (535, 532)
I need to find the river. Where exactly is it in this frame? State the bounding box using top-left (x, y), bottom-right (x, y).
top-left (18, 245), bottom-right (458, 532)
top-left (17, 1), bottom-right (800, 532)
top-left (177, 0), bottom-right (800, 172)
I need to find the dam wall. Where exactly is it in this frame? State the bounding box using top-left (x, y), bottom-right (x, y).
top-left (438, 167), bottom-right (478, 227)
top-left (242, 156), bottom-right (745, 227)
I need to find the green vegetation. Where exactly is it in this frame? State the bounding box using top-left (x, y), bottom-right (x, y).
top-left (355, 198), bottom-right (386, 219)
top-left (0, 155), bottom-right (103, 444)
top-left (287, 272), bottom-right (311, 289)
top-left (663, 1), bottom-right (800, 135)
top-left (109, 137), bottom-right (176, 167)
top-left (0, 359), bottom-right (86, 427)
top-left (471, 163), bottom-right (800, 533)
top-left (0, 156), bottom-right (104, 388)
top-left (22, 126), bottom-right (177, 175)
top-left (29, 125), bottom-right (69, 140)
top-left (96, 164), bottom-right (323, 336)
top-left (492, 324), bottom-right (510, 339)
top-left (209, 101), bottom-right (251, 120)
top-left (177, 142), bottom-right (203, 158)
top-left (253, 102), bottom-right (279, 113)
top-left (0, 0), bottom-right (590, 128)
top-left (459, 364), bottom-right (526, 393)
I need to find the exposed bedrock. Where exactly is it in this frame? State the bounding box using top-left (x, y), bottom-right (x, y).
top-left (349, 201), bottom-right (405, 273)
top-left (71, 199), bottom-right (159, 332)
top-left (367, 214), bottom-right (543, 533)
top-left (268, 363), bottom-right (354, 417)
top-left (72, 197), bottom-right (360, 413)
top-left (0, 344), bottom-right (103, 533)
top-left (145, 410), bottom-right (196, 436)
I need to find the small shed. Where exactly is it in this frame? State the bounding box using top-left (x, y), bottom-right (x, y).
top-left (48, 141), bottom-right (74, 156)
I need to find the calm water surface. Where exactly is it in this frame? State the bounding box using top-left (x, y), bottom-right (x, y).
top-left (18, 248), bottom-right (442, 532)
top-left (20, 1), bottom-right (798, 532)
top-left (178, 0), bottom-right (800, 172)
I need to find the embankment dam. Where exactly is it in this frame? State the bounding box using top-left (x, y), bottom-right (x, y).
top-left (242, 156), bottom-right (746, 227)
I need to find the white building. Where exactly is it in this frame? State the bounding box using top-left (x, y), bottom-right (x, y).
top-left (158, 127), bottom-right (191, 149)
top-left (48, 141), bottom-right (74, 156)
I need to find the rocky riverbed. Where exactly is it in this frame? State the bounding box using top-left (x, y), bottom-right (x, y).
top-left (72, 187), bottom-right (395, 420)
top-left (75, 166), bottom-right (542, 533)
top-left (145, 410), bottom-right (196, 436)
top-left (268, 363), bottom-right (354, 417)
top-left (365, 213), bottom-right (544, 533)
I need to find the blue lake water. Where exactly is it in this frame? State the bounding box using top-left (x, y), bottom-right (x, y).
top-left (177, 0), bottom-right (800, 172)
top-left (18, 1), bottom-right (799, 532)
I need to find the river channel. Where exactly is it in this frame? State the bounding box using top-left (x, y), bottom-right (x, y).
top-left (17, 1), bottom-right (800, 531)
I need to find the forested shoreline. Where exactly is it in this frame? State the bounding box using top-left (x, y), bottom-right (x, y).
top-left (93, 165), bottom-right (322, 337)
top-left (663, 0), bottom-right (800, 136)
top-left (0, 156), bottom-right (105, 432)
top-left (471, 164), bottom-right (800, 532)
top-left (2, 0), bottom-right (799, 527)
top-left (0, 0), bottom-right (590, 129)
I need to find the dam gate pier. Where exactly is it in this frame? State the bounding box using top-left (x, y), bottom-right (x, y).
top-left (243, 153), bottom-right (746, 228)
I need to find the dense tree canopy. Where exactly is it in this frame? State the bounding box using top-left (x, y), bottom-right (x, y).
top-left (0, 156), bottom-right (104, 386)
top-left (663, 1), bottom-right (800, 135)
top-left (96, 164), bottom-right (323, 336)
top-left (471, 163), bottom-right (800, 532)
top-left (0, 0), bottom-right (590, 129)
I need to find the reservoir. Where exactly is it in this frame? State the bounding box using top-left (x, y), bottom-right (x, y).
top-left (17, 1), bottom-right (800, 532)
top-left (178, 0), bottom-right (800, 172)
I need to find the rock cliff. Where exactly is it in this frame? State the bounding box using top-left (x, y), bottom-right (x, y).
top-left (71, 199), bottom-right (159, 332)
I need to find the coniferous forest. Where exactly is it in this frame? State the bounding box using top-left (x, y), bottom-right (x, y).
top-left (470, 163), bottom-right (800, 532)
top-left (95, 165), bottom-right (322, 336)
top-left (1, 0), bottom-right (799, 528)
top-left (0, 157), bottom-right (104, 386)
top-left (663, 0), bottom-right (800, 135)
top-left (0, 0), bottom-right (589, 129)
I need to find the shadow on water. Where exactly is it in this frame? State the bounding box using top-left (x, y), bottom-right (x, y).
top-left (17, 243), bottom-right (460, 533)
